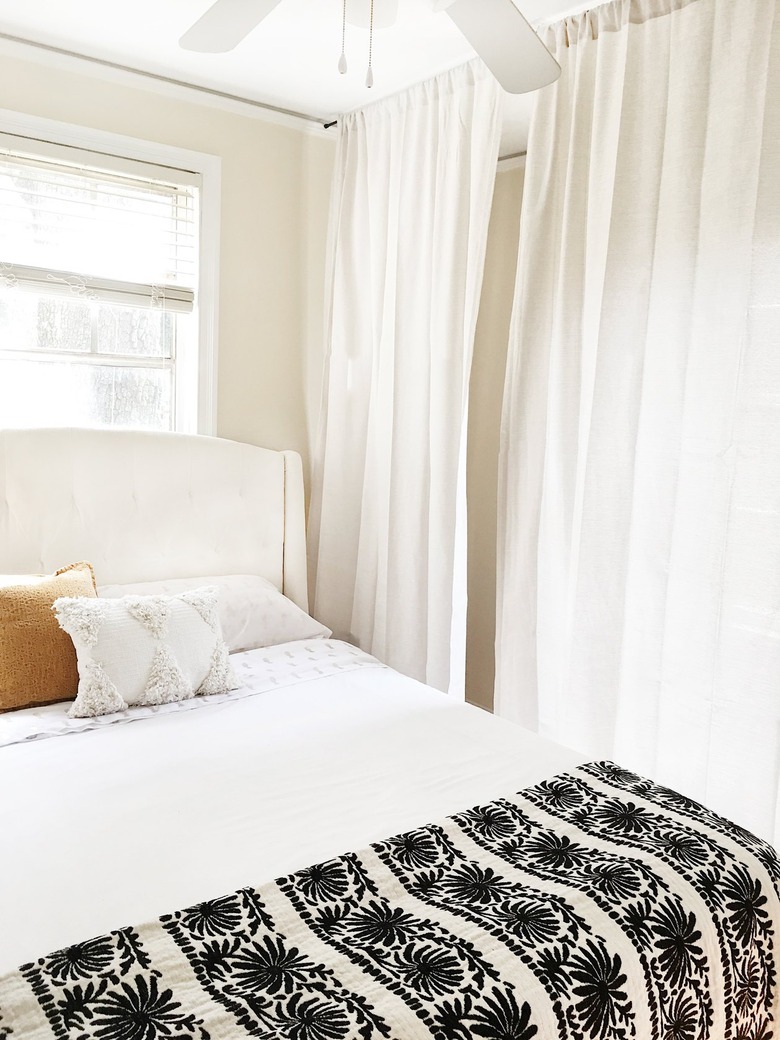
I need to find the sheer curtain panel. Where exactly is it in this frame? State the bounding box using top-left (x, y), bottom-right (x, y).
top-left (310, 61), bottom-right (502, 695)
top-left (497, 0), bottom-right (780, 841)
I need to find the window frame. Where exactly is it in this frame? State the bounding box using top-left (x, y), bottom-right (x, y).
top-left (0, 109), bottom-right (221, 435)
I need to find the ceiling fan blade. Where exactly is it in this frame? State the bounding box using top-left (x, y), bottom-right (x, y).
top-left (444, 0), bottom-right (560, 94)
top-left (179, 0), bottom-right (284, 53)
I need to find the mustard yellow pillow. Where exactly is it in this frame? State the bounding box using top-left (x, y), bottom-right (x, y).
top-left (0, 563), bottom-right (97, 713)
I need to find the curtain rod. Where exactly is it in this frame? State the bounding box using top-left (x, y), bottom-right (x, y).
top-left (324, 121), bottom-right (527, 166)
top-left (0, 32), bottom-right (329, 131)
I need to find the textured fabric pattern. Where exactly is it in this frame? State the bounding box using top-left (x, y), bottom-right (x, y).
top-left (0, 563), bottom-right (96, 713)
top-left (54, 587), bottom-right (239, 718)
top-left (1, 762), bottom-right (778, 1039)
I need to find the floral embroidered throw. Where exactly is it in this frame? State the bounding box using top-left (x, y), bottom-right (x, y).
top-left (1, 762), bottom-right (778, 1039)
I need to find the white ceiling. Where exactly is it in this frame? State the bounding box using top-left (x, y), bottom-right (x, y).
top-left (0, 0), bottom-right (577, 154)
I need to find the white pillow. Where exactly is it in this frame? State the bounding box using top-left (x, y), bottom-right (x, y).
top-left (53, 587), bottom-right (240, 719)
top-left (98, 575), bottom-right (331, 653)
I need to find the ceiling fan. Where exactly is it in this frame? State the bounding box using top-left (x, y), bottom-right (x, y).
top-left (179, 0), bottom-right (561, 96)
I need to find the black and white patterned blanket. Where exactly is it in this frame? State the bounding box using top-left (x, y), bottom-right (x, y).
top-left (2, 762), bottom-right (778, 1039)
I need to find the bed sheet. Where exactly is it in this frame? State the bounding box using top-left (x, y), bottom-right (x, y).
top-left (0, 640), bottom-right (585, 972)
top-left (0, 639), bottom-right (380, 747)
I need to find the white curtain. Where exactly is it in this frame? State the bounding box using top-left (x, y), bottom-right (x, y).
top-left (310, 61), bottom-right (502, 695)
top-left (497, 0), bottom-right (780, 842)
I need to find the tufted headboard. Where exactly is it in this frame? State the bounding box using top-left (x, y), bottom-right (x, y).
top-left (0, 428), bottom-right (309, 611)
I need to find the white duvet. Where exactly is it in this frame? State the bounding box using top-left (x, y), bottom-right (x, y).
top-left (0, 640), bottom-right (584, 973)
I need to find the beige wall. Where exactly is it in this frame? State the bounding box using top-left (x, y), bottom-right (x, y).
top-left (301, 136), bottom-right (335, 480)
top-left (466, 163), bottom-right (525, 712)
top-left (0, 51), bottom-right (336, 480)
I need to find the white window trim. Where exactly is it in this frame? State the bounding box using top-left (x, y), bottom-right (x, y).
top-left (0, 108), bottom-right (221, 436)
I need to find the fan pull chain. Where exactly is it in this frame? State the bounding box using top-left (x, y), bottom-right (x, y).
top-left (338, 0), bottom-right (348, 74)
top-left (366, 0), bottom-right (374, 87)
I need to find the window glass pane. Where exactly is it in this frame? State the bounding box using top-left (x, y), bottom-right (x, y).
top-left (97, 303), bottom-right (174, 358)
top-left (0, 287), bottom-right (173, 358)
top-left (0, 357), bottom-right (172, 430)
top-left (0, 286), bottom-right (91, 353)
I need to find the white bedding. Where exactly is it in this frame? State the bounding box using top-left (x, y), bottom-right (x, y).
top-left (0, 640), bottom-right (378, 747)
top-left (0, 639), bottom-right (585, 973)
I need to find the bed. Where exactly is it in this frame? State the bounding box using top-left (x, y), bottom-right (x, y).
top-left (0, 428), bottom-right (778, 1040)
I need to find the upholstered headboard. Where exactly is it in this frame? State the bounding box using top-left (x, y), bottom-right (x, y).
top-left (0, 429), bottom-right (308, 611)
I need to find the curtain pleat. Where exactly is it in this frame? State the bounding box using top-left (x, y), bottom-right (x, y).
top-left (497, 0), bottom-right (780, 841)
top-left (310, 61), bottom-right (502, 694)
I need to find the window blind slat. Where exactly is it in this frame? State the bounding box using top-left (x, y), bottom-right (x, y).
top-left (0, 151), bottom-right (199, 292)
top-left (0, 190), bottom-right (196, 217)
top-left (0, 209), bottom-right (197, 247)
top-left (0, 262), bottom-right (194, 314)
top-left (0, 142), bottom-right (200, 189)
top-left (0, 164), bottom-right (196, 190)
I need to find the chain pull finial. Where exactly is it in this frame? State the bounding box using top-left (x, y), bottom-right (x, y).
top-left (366, 0), bottom-right (375, 87)
top-left (339, 0), bottom-right (348, 74)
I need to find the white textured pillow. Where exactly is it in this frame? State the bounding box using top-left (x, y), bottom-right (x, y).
top-left (98, 575), bottom-right (331, 653)
top-left (53, 587), bottom-right (240, 719)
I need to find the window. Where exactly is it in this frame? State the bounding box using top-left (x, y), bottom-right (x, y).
top-left (0, 126), bottom-right (217, 433)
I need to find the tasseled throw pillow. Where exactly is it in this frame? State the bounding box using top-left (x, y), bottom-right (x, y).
top-left (53, 586), bottom-right (240, 719)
